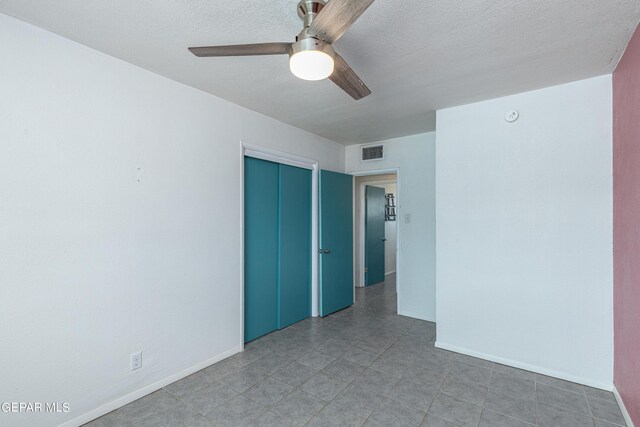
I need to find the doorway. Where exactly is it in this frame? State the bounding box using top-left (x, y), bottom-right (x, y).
top-left (241, 143), bottom-right (357, 347)
top-left (353, 173), bottom-right (398, 290)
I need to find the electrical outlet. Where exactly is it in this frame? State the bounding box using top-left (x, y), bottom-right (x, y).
top-left (131, 351), bottom-right (142, 371)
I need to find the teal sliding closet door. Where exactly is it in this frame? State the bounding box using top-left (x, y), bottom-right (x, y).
top-left (278, 164), bottom-right (312, 329)
top-left (244, 157), bottom-right (279, 342)
top-left (244, 157), bottom-right (312, 343)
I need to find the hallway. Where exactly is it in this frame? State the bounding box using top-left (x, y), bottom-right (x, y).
top-left (87, 274), bottom-right (625, 426)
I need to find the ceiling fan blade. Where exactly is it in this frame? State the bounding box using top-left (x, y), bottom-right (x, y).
top-left (188, 43), bottom-right (292, 57)
top-left (329, 53), bottom-right (371, 100)
top-left (308, 0), bottom-right (375, 43)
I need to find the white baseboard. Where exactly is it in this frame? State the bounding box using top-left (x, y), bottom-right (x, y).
top-left (613, 385), bottom-right (635, 427)
top-left (398, 309), bottom-right (435, 322)
top-left (435, 341), bottom-right (612, 391)
top-left (59, 345), bottom-right (243, 427)
top-left (385, 270), bottom-right (396, 276)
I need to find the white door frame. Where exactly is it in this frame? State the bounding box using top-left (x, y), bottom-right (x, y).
top-left (348, 168), bottom-right (401, 308)
top-left (240, 141), bottom-right (320, 349)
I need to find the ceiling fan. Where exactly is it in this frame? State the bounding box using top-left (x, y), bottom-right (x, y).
top-left (188, 0), bottom-right (374, 100)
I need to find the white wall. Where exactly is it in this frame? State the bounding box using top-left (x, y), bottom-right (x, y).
top-left (435, 76), bottom-right (613, 388)
top-left (0, 14), bottom-right (344, 427)
top-left (346, 133), bottom-right (436, 321)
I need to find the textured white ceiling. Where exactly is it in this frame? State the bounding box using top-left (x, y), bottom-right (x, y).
top-left (1, 0), bottom-right (639, 144)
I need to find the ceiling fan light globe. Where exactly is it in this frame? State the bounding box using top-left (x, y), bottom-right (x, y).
top-left (290, 50), bottom-right (334, 81)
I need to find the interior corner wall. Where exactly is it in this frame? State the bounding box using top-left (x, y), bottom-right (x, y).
top-left (613, 23), bottom-right (640, 426)
top-left (0, 14), bottom-right (344, 427)
top-left (345, 133), bottom-right (436, 321)
top-left (435, 75), bottom-right (613, 388)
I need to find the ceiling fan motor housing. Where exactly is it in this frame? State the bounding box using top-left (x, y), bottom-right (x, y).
top-left (290, 37), bottom-right (335, 60)
top-left (293, 0), bottom-right (333, 60)
top-left (297, 0), bottom-right (326, 28)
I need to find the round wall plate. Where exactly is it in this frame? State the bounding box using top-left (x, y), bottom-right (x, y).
top-left (505, 110), bottom-right (520, 123)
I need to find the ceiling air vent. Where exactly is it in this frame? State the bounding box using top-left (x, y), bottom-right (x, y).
top-left (361, 144), bottom-right (384, 162)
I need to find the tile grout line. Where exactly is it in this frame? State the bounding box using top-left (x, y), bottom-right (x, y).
top-left (582, 383), bottom-right (597, 426)
top-left (534, 379), bottom-right (538, 426)
top-left (420, 354), bottom-right (451, 427)
top-left (475, 363), bottom-right (496, 427)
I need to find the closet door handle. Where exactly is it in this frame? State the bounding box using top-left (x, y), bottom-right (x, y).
top-left (318, 249), bottom-right (331, 254)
